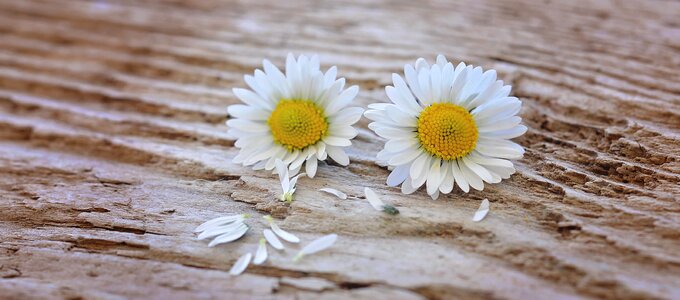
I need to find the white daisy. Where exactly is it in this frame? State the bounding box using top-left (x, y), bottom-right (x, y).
top-left (365, 55), bottom-right (526, 199)
top-left (227, 53), bottom-right (364, 177)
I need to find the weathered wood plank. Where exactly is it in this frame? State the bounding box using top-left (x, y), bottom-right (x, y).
top-left (0, 0), bottom-right (679, 299)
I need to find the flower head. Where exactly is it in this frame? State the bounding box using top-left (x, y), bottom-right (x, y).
top-left (228, 54), bottom-right (364, 177)
top-left (365, 55), bottom-right (526, 199)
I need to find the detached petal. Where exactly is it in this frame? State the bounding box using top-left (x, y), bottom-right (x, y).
top-left (208, 224), bottom-right (249, 247)
top-left (264, 216), bottom-right (300, 243)
top-left (194, 214), bottom-right (242, 233)
top-left (275, 159), bottom-right (290, 193)
top-left (472, 199), bottom-right (490, 222)
top-left (253, 238), bottom-right (268, 265)
top-left (263, 229), bottom-right (284, 250)
top-left (364, 187), bottom-right (384, 211)
top-left (294, 234), bottom-right (338, 262)
top-left (229, 253), bottom-right (252, 276)
top-left (197, 221), bottom-right (245, 240)
top-left (319, 188), bottom-right (347, 200)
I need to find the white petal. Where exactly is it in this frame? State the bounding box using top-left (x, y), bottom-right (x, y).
top-left (459, 160), bottom-right (484, 191)
top-left (439, 161), bottom-right (454, 193)
top-left (388, 146), bottom-right (422, 166)
top-left (401, 177), bottom-right (418, 194)
top-left (323, 136), bottom-right (352, 147)
top-left (197, 221), bottom-right (246, 240)
top-left (330, 107), bottom-right (364, 125)
top-left (263, 229), bottom-right (284, 250)
top-left (386, 164), bottom-right (410, 187)
top-left (194, 215), bottom-right (242, 233)
top-left (326, 86), bottom-right (359, 115)
top-left (482, 125), bottom-right (527, 139)
top-left (319, 188), bottom-right (347, 200)
top-left (275, 159), bottom-right (291, 193)
top-left (436, 54), bottom-right (447, 66)
top-left (253, 238), bottom-right (268, 265)
top-left (449, 67), bottom-right (468, 104)
top-left (265, 216), bottom-right (300, 243)
top-left (477, 116), bottom-right (522, 133)
top-left (233, 88), bottom-right (272, 110)
top-left (316, 142), bottom-right (326, 159)
top-left (208, 224), bottom-right (249, 247)
top-left (226, 119), bottom-right (269, 133)
top-left (472, 199), bottom-right (490, 222)
top-left (326, 146), bottom-right (349, 166)
top-left (386, 80), bottom-right (421, 116)
top-left (229, 253), bottom-right (252, 276)
top-left (364, 187), bottom-right (384, 211)
top-left (329, 126), bottom-right (358, 139)
top-left (404, 64), bottom-right (426, 104)
top-left (263, 59), bottom-right (290, 98)
top-left (386, 105), bottom-right (417, 126)
top-left (288, 173), bottom-right (306, 192)
top-left (451, 161), bottom-right (470, 193)
top-left (426, 159), bottom-right (442, 196)
top-left (373, 125), bottom-right (414, 139)
top-left (385, 138), bottom-right (417, 153)
top-left (294, 234), bottom-right (338, 262)
top-left (323, 66), bottom-right (337, 87)
top-left (244, 143), bottom-right (280, 165)
top-left (409, 152), bottom-right (430, 180)
top-left (227, 105), bottom-right (269, 121)
top-left (476, 139), bottom-right (525, 159)
top-left (289, 152), bottom-right (307, 173)
top-left (462, 156), bottom-right (493, 183)
top-left (411, 155), bottom-right (431, 189)
top-left (305, 156), bottom-right (318, 178)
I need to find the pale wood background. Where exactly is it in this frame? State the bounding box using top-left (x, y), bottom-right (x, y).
top-left (0, 0), bottom-right (679, 299)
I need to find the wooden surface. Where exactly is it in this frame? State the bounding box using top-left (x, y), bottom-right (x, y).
top-left (1, 0), bottom-right (679, 299)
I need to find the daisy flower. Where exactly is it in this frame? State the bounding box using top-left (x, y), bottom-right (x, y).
top-left (365, 55), bottom-right (526, 199)
top-left (227, 54), bottom-right (364, 177)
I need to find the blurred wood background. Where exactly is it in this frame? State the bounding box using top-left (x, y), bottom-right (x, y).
top-left (1, 0), bottom-right (679, 299)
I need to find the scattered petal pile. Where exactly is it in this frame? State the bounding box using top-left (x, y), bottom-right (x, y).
top-left (194, 214), bottom-right (250, 247)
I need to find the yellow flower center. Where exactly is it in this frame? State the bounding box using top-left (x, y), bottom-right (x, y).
top-left (268, 99), bottom-right (328, 151)
top-left (417, 103), bottom-right (478, 160)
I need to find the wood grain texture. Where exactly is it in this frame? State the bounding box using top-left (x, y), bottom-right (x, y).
top-left (0, 0), bottom-right (679, 299)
